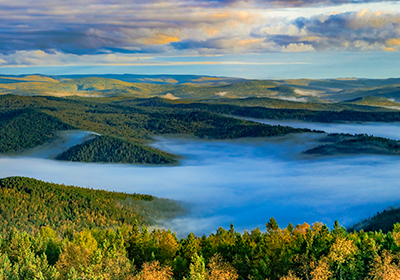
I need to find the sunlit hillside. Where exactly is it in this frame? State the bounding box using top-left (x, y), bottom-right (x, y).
top-left (1, 75), bottom-right (400, 108)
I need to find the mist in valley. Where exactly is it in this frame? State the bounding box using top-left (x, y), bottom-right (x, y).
top-left (246, 118), bottom-right (400, 140)
top-left (1, 122), bottom-right (400, 236)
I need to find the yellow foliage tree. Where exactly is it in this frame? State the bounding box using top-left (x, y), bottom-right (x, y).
top-left (279, 271), bottom-right (301, 280)
top-left (56, 230), bottom-right (99, 278)
top-left (131, 261), bottom-right (173, 280)
top-left (310, 258), bottom-right (332, 280)
top-left (328, 237), bottom-right (358, 280)
top-left (207, 254), bottom-right (239, 280)
top-left (369, 250), bottom-right (400, 280)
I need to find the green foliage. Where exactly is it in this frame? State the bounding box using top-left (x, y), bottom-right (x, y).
top-left (0, 95), bottom-right (313, 164)
top-left (349, 207), bottom-right (400, 233)
top-left (304, 134), bottom-right (400, 156)
top-left (1, 219), bottom-right (400, 279)
top-left (0, 109), bottom-right (74, 154)
top-left (0, 176), bottom-right (183, 235)
top-left (56, 135), bottom-right (176, 164)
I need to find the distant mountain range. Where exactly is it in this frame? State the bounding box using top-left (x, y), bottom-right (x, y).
top-left (1, 74), bottom-right (400, 109)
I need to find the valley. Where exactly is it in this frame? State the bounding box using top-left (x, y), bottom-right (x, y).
top-left (2, 75), bottom-right (400, 237)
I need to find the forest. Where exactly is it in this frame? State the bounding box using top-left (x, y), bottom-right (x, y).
top-left (303, 134), bottom-right (400, 156)
top-left (1, 210), bottom-right (400, 279)
top-left (0, 177), bottom-right (399, 279)
top-left (56, 135), bottom-right (176, 164)
top-left (0, 177), bottom-right (183, 235)
top-left (4, 94), bottom-right (400, 162)
top-left (2, 83), bottom-right (400, 278)
top-left (0, 95), bottom-right (313, 163)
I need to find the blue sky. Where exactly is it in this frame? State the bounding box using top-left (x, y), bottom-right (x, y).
top-left (1, 0), bottom-right (400, 79)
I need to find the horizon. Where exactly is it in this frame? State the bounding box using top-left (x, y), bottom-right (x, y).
top-left (1, 1), bottom-right (400, 79)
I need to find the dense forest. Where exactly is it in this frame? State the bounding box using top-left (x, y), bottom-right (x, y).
top-left (56, 135), bottom-right (176, 164)
top-left (4, 94), bottom-right (400, 162)
top-left (304, 134), bottom-right (400, 156)
top-left (0, 177), bottom-right (183, 235)
top-left (139, 99), bottom-right (400, 123)
top-left (0, 177), bottom-right (399, 279)
top-left (0, 95), bottom-right (313, 163)
top-left (0, 109), bottom-right (74, 154)
top-left (3, 89), bottom-right (400, 278)
top-left (1, 213), bottom-right (400, 279)
top-left (349, 206), bottom-right (400, 233)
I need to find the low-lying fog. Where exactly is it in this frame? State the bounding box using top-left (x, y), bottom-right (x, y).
top-left (245, 118), bottom-right (400, 140)
top-left (1, 121), bottom-right (400, 237)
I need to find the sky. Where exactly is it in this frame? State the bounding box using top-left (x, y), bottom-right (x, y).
top-left (1, 0), bottom-right (400, 78)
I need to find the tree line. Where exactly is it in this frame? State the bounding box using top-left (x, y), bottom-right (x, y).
top-left (1, 218), bottom-right (400, 279)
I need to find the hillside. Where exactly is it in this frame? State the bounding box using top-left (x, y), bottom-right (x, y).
top-left (348, 206), bottom-right (400, 233)
top-left (303, 134), bottom-right (400, 156)
top-left (0, 109), bottom-right (74, 154)
top-left (199, 96), bottom-right (385, 111)
top-left (343, 96), bottom-right (400, 108)
top-left (0, 176), bottom-right (184, 234)
top-left (3, 75), bottom-right (400, 108)
top-left (0, 95), bottom-right (314, 164)
top-left (136, 98), bottom-right (400, 122)
top-left (56, 135), bottom-right (176, 164)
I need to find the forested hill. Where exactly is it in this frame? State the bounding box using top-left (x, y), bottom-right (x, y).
top-left (0, 109), bottom-right (74, 154)
top-left (0, 176), bottom-right (184, 234)
top-left (136, 98), bottom-right (400, 123)
top-left (0, 95), bottom-right (313, 164)
top-left (349, 206), bottom-right (400, 233)
top-left (56, 135), bottom-right (176, 164)
top-left (304, 134), bottom-right (400, 156)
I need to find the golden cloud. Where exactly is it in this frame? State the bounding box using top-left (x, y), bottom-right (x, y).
top-left (203, 26), bottom-right (220, 36)
top-left (237, 38), bottom-right (262, 47)
top-left (383, 47), bottom-right (396, 51)
top-left (352, 9), bottom-right (400, 29)
top-left (387, 38), bottom-right (400, 46)
top-left (142, 34), bottom-right (180, 45)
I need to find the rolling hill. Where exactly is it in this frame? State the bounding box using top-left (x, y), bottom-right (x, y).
top-left (2, 74), bottom-right (400, 109)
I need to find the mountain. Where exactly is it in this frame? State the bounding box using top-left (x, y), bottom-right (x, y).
top-left (2, 74), bottom-right (400, 107)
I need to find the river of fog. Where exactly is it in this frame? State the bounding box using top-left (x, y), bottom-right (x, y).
top-left (1, 122), bottom-right (400, 236)
top-left (242, 118), bottom-right (400, 140)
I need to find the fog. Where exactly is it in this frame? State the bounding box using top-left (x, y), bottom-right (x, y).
top-left (1, 122), bottom-right (400, 237)
top-left (243, 118), bottom-right (400, 140)
top-left (20, 130), bottom-right (97, 159)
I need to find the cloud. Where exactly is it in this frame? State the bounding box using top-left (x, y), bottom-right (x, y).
top-left (0, 0), bottom-right (400, 65)
top-left (0, 50), bottom-right (228, 66)
top-left (142, 34), bottom-right (181, 45)
top-left (250, 9), bottom-right (400, 52)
